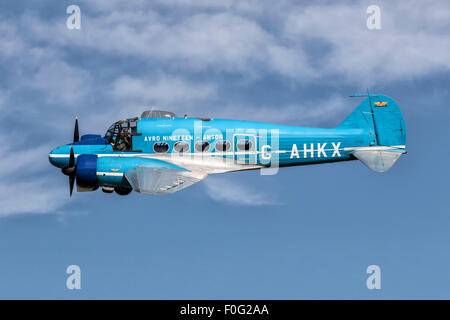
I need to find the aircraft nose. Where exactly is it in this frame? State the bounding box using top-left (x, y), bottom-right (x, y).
top-left (49, 147), bottom-right (66, 168)
top-left (48, 148), bottom-right (58, 167)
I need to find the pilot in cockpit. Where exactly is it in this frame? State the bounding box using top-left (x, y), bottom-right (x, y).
top-left (105, 117), bottom-right (137, 152)
top-left (116, 129), bottom-right (132, 151)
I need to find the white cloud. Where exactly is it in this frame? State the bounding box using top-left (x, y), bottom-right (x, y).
top-left (0, 19), bottom-right (93, 114)
top-left (23, 9), bottom-right (312, 79)
top-left (17, 1), bottom-right (450, 84)
top-left (7, 0), bottom-right (450, 87)
top-left (111, 75), bottom-right (216, 106)
top-left (0, 23), bottom-right (26, 57)
top-left (283, 1), bottom-right (450, 83)
top-left (0, 141), bottom-right (68, 217)
top-left (30, 61), bottom-right (93, 105)
top-left (0, 180), bottom-right (66, 217)
top-left (86, 74), bottom-right (219, 126)
top-left (203, 175), bottom-right (279, 206)
top-left (207, 95), bottom-right (349, 126)
top-left (0, 144), bottom-right (51, 177)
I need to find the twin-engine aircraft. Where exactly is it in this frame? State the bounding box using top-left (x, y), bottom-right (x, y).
top-left (49, 93), bottom-right (406, 196)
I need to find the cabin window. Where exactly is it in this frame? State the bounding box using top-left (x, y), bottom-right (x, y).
top-left (215, 140), bottom-right (231, 152)
top-left (174, 141), bottom-right (190, 153)
top-left (195, 141), bottom-right (210, 152)
top-left (237, 139), bottom-right (252, 151)
top-left (153, 142), bottom-right (169, 153)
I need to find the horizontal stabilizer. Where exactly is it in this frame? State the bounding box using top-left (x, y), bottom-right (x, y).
top-left (351, 147), bottom-right (405, 173)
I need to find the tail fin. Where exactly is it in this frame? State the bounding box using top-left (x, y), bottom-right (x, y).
top-left (338, 94), bottom-right (406, 172)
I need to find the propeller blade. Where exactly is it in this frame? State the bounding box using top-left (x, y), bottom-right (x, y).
top-left (61, 145), bottom-right (76, 196)
top-left (74, 116), bottom-right (79, 142)
top-left (69, 174), bottom-right (75, 197)
top-left (69, 145), bottom-right (75, 168)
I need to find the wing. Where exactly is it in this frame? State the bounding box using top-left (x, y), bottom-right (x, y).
top-left (124, 164), bottom-right (207, 195)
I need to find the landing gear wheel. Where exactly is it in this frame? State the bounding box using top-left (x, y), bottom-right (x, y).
top-left (115, 187), bottom-right (132, 196)
top-left (102, 187), bottom-right (114, 193)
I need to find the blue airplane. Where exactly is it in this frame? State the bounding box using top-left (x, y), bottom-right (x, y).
top-left (49, 93), bottom-right (406, 196)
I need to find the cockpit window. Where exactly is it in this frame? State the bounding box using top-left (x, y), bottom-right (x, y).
top-left (104, 117), bottom-right (138, 151)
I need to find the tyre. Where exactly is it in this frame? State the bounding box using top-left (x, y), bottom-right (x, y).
top-left (114, 187), bottom-right (132, 196)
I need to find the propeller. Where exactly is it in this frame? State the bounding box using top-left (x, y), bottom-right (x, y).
top-left (61, 117), bottom-right (79, 196)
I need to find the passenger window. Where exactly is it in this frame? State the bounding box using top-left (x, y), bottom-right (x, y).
top-left (174, 141), bottom-right (190, 153)
top-left (153, 142), bottom-right (169, 153)
top-left (195, 141), bottom-right (210, 152)
top-left (215, 140), bottom-right (231, 152)
top-left (237, 139), bottom-right (252, 151)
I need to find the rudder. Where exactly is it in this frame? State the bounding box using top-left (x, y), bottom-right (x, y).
top-left (338, 94), bottom-right (406, 172)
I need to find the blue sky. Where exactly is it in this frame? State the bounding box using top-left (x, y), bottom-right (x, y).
top-left (0, 0), bottom-right (449, 299)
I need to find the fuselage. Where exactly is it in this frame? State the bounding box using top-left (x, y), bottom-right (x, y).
top-left (49, 117), bottom-right (369, 189)
top-left (49, 95), bottom-right (407, 195)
